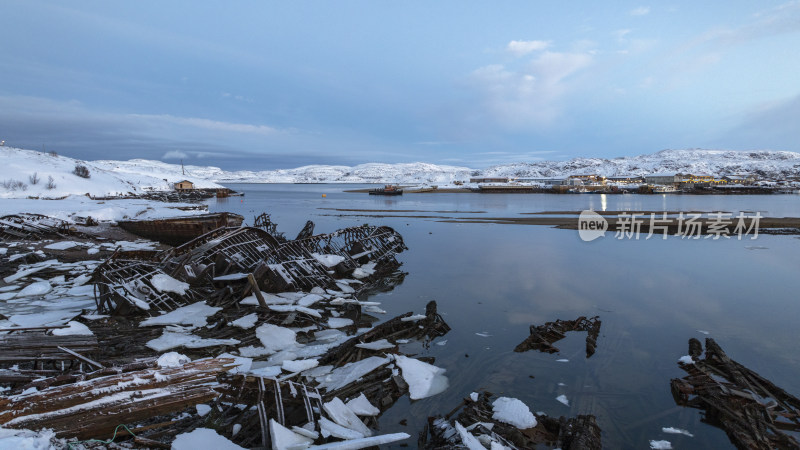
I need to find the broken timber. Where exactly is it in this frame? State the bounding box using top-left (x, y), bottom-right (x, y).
top-left (514, 316), bottom-right (601, 358)
top-left (671, 338), bottom-right (800, 450)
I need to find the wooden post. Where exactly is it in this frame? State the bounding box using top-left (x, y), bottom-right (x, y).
top-left (247, 273), bottom-right (268, 309)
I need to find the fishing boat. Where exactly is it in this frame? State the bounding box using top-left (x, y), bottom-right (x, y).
top-left (116, 212), bottom-right (245, 246)
top-left (369, 185), bottom-right (403, 196)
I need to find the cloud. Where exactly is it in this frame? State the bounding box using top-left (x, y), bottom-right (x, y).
top-left (469, 51), bottom-right (593, 128)
top-left (129, 114), bottom-right (280, 136)
top-left (630, 6), bottom-right (650, 16)
top-left (507, 40), bottom-right (551, 57)
top-left (162, 150), bottom-right (188, 160)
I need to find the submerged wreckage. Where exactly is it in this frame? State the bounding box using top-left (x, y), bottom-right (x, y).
top-left (0, 211), bottom-right (451, 448)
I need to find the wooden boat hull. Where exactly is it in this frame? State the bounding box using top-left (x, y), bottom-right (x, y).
top-left (116, 212), bottom-right (244, 246)
top-left (369, 190), bottom-right (403, 195)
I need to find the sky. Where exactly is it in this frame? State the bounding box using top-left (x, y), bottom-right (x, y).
top-left (2, 1), bottom-right (800, 170)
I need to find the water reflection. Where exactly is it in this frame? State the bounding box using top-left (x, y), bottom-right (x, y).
top-left (210, 184), bottom-right (800, 449)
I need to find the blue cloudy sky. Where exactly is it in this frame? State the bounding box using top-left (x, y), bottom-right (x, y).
top-left (2, 1), bottom-right (800, 169)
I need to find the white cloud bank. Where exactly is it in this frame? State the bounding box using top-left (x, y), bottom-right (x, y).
top-left (507, 40), bottom-right (551, 57)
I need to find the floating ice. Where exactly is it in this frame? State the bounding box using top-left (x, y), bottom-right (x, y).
top-left (678, 355), bottom-right (695, 365)
top-left (319, 417), bottom-right (364, 440)
top-left (150, 274), bottom-right (190, 295)
top-left (395, 355), bottom-right (449, 400)
top-left (455, 421), bottom-right (485, 450)
top-left (556, 359), bottom-right (569, 362)
top-left (662, 427), bottom-right (694, 437)
top-left (475, 332), bottom-right (491, 337)
top-left (649, 440), bottom-right (672, 449)
top-left (52, 321), bottom-right (93, 336)
top-left (491, 397), bottom-right (537, 429)
top-left (328, 317), bottom-right (354, 328)
top-left (556, 394), bottom-right (569, 406)
top-left (16, 281), bottom-right (52, 298)
top-left (231, 313), bottom-right (258, 329)
top-left (323, 397), bottom-right (372, 437)
top-left (317, 356), bottom-right (390, 391)
top-left (156, 352), bottom-right (190, 368)
top-left (470, 392), bottom-right (479, 402)
top-left (345, 393), bottom-right (380, 416)
top-left (400, 314), bottom-right (426, 322)
top-left (256, 323), bottom-right (299, 354)
top-left (312, 253), bottom-right (346, 268)
top-left (355, 339), bottom-right (394, 351)
top-left (43, 241), bottom-right (82, 250)
top-left (139, 302), bottom-right (221, 328)
top-left (146, 331), bottom-right (239, 352)
top-left (172, 428), bottom-right (244, 450)
top-left (283, 358), bottom-right (319, 373)
top-left (270, 419), bottom-right (314, 449)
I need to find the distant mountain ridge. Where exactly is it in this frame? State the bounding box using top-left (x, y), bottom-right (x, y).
top-left (3, 147), bottom-right (799, 199)
top-left (206, 149), bottom-right (800, 183)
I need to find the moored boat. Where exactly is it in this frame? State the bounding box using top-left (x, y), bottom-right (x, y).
top-left (369, 185), bottom-right (403, 195)
top-left (116, 212), bottom-right (245, 246)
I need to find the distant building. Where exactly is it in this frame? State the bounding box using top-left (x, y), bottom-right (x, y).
top-left (517, 177), bottom-right (566, 186)
top-left (470, 177), bottom-right (511, 183)
top-left (644, 174), bottom-right (680, 186)
top-left (722, 175), bottom-right (755, 185)
top-left (607, 176), bottom-right (643, 184)
top-left (174, 180), bottom-right (195, 190)
top-left (569, 174), bottom-right (605, 184)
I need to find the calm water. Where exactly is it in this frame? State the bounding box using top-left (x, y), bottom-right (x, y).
top-left (210, 184), bottom-right (800, 449)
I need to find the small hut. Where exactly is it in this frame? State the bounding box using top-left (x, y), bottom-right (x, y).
top-left (174, 180), bottom-right (195, 191)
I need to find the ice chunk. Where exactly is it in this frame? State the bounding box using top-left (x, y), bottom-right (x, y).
top-left (0, 427), bottom-right (59, 450)
top-left (268, 304), bottom-right (322, 318)
top-left (52, 321), bottom-right (93, 336)
top-left (556, 359), bottom-right (569, 362)
top-left (241, 292), bottom-right (294, 306)
top-left (649, 440), bottom-right (672, 449)
top-left (395, 355), bottom-right (449, 400)
top-left (400, 314), bottom-right (426, 322)
top-left (172, 428), bottom-right (244, 450)
top-left (16, 281), bottom-right (52, 297)
top-left (317, 356), bottom-right (390, 391)
top-left (475, 332), bottom-right (491, 337)
top-left (328, 317), bottom-right (354, 328)
top-left (491, 397), bottom-right (537, 429)
top-left (312, 253), bottom-right (346, 268)
top-left (255, 324), bottom-right (298, 353)
top-left (662, 427), bottom-right (693, 437)
top-left (308, 433), bottom-right (410, 449)
top-left (470, 392), bottom-right (479, 402)
top-left (324, 397), bottom-right (372, 437)
top-left (140, 302), bottom-right (221, 328)
top-left (678, 355), bottom-right (694, 364)
top-left (319, 417), bottom-right (364, 440)
top-left (196, 404), bottom-right (212, 416)
top-left (355, 339), bottom-right (394, 351)
top-left (455, 421), bottom-right (485, 450)
top-left (150, 274), bottom-right (190, 295)
top-left (270, 419), bottom-right (314, 450)
top-left (345, 393), bottom-right (380, 416)
top-left (146, 331), bottom-right (239, 352)
top-left (248, 366), bottom-right (282, 378)
top-left (231, 313), bottom-right (258, 329)
top-left (556, 394), bottom-right (569, 406)
top-left (9, 310), bottom-right (79, 328)
top-left (283, 358), bottom-right (319, 373)
top-left (156, 352), bottom-right (190, 368)
top-left (43, 241), bottom-right (81, 250)
top-left (297, 293), bottom-right (324, 307)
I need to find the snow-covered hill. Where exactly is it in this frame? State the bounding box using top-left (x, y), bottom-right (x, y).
top-left (2, 147), bottom-right (799, 198)
top-left (0, 147), bottom-right (223, 199)
top-left (479, 149), bottom-right (800, 180)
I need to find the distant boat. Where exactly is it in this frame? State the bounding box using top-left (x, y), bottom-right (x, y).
top-left (116, 212), bottom-right (244, 246)
top-left (652, 185), bottom-right (678, 193)
top-left (369, 185), bottom-right (403, 196)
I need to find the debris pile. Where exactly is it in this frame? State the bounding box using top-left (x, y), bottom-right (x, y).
top-left (422, 391), bottom-right (601, 449)
top-left (514, 316), bottom-right (602, 358)
top-left (0, 212), bottom-right (459, 449)
top-left (672, 338), bottom-right (800, 449)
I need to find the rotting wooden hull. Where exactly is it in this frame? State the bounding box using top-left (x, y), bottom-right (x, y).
top-left (116, 212), bottom-right (244, 246)
top-left (369, 189), bottom-right (403, 195)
